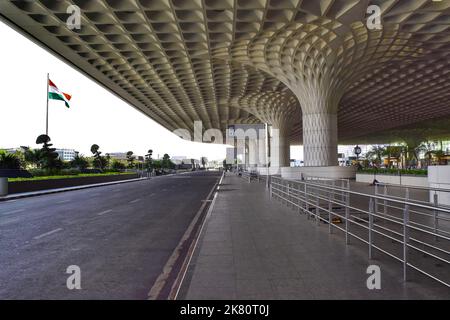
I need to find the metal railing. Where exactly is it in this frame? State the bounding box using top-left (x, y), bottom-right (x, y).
top-left (237, 170), bottom-right (265, 183)
top-left (270, 176), bottom-right (450, 288)
top-left (373, 183), bottom-right (450, 239)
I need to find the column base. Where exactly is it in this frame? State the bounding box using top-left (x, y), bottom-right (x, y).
top-left (281, 166), bottom-right (357, 180)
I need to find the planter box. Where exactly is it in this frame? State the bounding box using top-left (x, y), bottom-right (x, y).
top-left (8, 173), bottom-right (139, 194)
top-left (356, 172), bottom-right (428, 187)
top-left (428, 165), bottom-right (450, 206)
top-left (282, 166), bottom-right (357, 180)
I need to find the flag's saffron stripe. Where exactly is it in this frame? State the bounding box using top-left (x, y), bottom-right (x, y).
top-left (48, 79), bottom-right (71, 108)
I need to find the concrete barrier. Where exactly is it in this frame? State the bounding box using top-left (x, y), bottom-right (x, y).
top-left (8, 173), bottom-right (139, 194)
top-left (281, 166), bottom-right (357, 180)
top-left (257, 167), bottom-right (281, 175)
top-left (0, 177), bottom-right (8, 196)
top-left (428, 165), bottom-right (450, 206)
top-left (356, 173), bottom-right (428, 187)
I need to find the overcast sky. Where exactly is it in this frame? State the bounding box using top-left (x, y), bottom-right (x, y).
top-left (0, 21), bottom-right (306, 161)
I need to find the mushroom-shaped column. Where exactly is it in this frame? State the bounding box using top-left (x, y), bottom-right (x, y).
top-left (229, 91), bottom-right (300, 169)
top-left (295, 89), bottom-right (340, 167)
top-left (219, 0), bottom-right (450, 172)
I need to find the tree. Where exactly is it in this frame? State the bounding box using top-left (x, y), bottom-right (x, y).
top-left (162, 153), bottom-right (174, 169)
top-left (434, 150), bottom-right (447, 165)
top-left (152, 159), bottom-right (162, 171)
top-left (105, 153), bottom-right (111, 170)
top-left (126, 151), bottom-right (135, 168)
top-left (70, 153), bottom-right (89, 170)
top-left (365, 146), bottom-right (385, 165)
top-left (425, 149), bottom-right (447, 166)
top-left (405, 143), bottom-right (425, 167)
top-left (383, 145), bottom-right (404, 168)
top-left (36, 134), bottom-right (60, 170)
top-left (90, 144), bottom-right (105, 170)
top-left (23, 147), bottom-right (42, 168)
top-left (0, 150), bottom-right (22, 170)
top-left (145, 149), bottom-right (153, 171)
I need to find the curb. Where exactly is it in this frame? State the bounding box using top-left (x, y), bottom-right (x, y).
top-left (0, 177), bottom-right (149, 202)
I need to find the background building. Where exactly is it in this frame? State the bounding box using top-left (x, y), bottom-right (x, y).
top-left (108, 152), bottom-right (128, 161)
top-left (55, 149), bottom-right (76, 162)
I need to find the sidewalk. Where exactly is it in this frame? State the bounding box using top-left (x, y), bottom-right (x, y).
top-left (179, 174), bottom-right (450, 299)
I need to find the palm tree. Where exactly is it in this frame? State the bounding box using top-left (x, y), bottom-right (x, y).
top-left (23, 147), bottom-right (42, 168)
top-left (70, 153), bottom-right (89, 170)
top-left (0, 151), bottom-right (22, 170)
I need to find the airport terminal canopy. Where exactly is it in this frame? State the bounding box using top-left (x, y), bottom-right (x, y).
top-left (1, 0), bottom-right (449, 165)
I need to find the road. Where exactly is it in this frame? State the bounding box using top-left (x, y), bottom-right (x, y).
top-left (0, 171), bottom-right (220, 299)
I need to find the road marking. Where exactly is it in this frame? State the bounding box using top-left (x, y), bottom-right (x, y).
top-left (33, 228), bottom-right (63, 240)
top-left (129, 198), bottom-right (141, 204)
top-left (1, 208), bottom-right (25, 215)
top-left (148, 172), bottom-right (223, 300)
top-left (56, 200), bottom-right (70, 204)
top-left (97, 209), bottom-right (113, 216)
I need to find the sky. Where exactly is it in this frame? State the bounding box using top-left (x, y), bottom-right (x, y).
top-left (0, 21), bottom-right (234, 161)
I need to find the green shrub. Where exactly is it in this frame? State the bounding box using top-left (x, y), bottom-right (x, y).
top-left (29, 168), bottom-right (49, 177)
top-left (111, 160), bottom-right (126, 171)
top-left (358, 168), bottom-right (427, 176)
top-left (60, 169), bottom-right (81, 176)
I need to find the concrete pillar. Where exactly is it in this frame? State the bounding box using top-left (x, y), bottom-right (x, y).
top-left (258, 136), bottom-right (266, 166)
top-left (248, 138), bottom-right (258, 167)
top-left (302, 112), bottom-right (338, 166)
top-left (271, 124), bottom-right (290, 168)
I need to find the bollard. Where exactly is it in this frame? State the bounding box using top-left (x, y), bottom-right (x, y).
top-left (0, 177), bottom-right (8, 196)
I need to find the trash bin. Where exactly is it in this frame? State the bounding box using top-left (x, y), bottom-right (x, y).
top-left (0, 177), bottom-right (8, 196)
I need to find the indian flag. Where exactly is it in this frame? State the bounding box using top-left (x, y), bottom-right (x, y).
top-left (48, 79), bottom-right (72, 108)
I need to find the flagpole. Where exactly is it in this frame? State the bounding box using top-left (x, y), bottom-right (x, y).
top-left (46, 73), bottom-right (49, 136)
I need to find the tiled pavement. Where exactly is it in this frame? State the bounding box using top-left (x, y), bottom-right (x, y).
top-left (180, 174), bottom-right (450, 300)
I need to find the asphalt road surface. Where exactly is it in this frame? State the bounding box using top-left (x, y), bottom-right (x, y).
top-left (0, 171), bottom-right (220, 299)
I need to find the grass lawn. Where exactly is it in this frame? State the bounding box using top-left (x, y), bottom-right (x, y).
top-left (9, 172), bottom-right (133, 182)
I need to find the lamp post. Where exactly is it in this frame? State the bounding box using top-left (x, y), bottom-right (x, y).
top-left (354, 145), bottom-right (362, 161)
